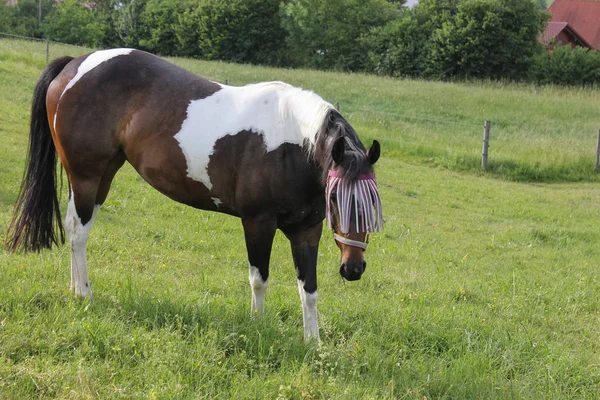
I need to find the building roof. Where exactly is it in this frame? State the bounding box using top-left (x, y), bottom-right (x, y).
top-left (547, 0), bottom-right (600, 49)
top-left (540, 21), bottom-right (593, 48)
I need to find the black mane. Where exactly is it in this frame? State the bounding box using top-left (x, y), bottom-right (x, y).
top-left (311, 109), bottom-right (369, 184)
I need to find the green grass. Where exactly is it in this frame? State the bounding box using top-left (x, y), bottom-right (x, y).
top-left (1, 38), bottom-right (600, 398)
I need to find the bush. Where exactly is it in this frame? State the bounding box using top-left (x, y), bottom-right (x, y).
top-left (363, 8), bottom-right (432, 78)
top-left (137, 0), bottom-right (191, 55)
top-left (43, 0), bottom-right (105, 47)
top-left (530, 45), bottom-right (600, 86)
top-left (427, 0), bottom-right (547, 80)
top-left (0, 0), bottom-right (55, 38)
top-left (281, 0), bottom-right (400, 70)
top-left (180, 0), bottom-right (289, 66)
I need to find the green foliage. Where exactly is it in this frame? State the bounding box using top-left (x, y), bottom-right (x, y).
top-left (186, 0), bottom-right (288, 65)
top-left (137, 0), bottom-right (191, 55)
top-left (428, 0), bottom-right (547, 80)
top-left (364, 0), bottom-right (548, 81)
top-left (43, 0), bottom-right (105, 47)
top-left (531, 44), bottom-right (600, 86)
top-left (173, 4), bottom-right (203, 57)
top-left (363, 8), bottom-right (431, 77)
top-left (113, 0), bottom-right (148, 48)
top-left (281, 0), bottom-right (400, 70)
top-left (0, 0), bottom-right (54, 38)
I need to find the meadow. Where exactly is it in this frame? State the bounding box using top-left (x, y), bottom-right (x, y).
top-left (1, 37), bottom-right (600, 399)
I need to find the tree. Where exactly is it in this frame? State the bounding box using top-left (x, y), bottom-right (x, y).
top-left (114, 0), bottom-right (148, 48)
top-left (137, 0), bottom-right (192, 55)
top-left (0, 0), bottom-right (55, 38)
top-left (281, 0), bottom-right (402, 70)
top-left (363, 6), bottom-right (433, 77)
top-left (186, 0), bottom-right (288, 66)
top-left (427, 0), bottom-right (547, 80)
top-left (43, 0), bottom-right (105, 46)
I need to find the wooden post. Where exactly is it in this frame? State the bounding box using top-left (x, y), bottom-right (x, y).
top-left (45, 40), bottom-right (49, 64)
top-left (481, 120), bottom-right (491, 170)
top-left (595, 129), bottom-right (600, 173)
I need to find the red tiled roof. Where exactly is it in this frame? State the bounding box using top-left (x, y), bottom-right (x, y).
top-left (547, 0), bottom-right (600, 49)
top-left (542, 21), bottom-right (569, 43)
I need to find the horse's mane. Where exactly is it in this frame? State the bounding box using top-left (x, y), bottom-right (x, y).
top-left (276, 85), bottom-right (368, 185)
top-left (311, 110), bottom-right (368, 185)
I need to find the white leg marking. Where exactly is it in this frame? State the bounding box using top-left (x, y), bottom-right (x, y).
top-left (298, 280), bottom-right (319, 341)
top-left (249, 265), bottom-right (268, 315)
top-left (65, 193), bottom-right (99, 298)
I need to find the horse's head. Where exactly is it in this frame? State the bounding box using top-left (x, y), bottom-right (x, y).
top-left (326, 137), bottom-right (382, 281)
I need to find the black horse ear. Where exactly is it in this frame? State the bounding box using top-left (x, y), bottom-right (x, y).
top-left (367, 140), bottom-right (380, 165)
top-left (332, 136), bottom-right (345, 165)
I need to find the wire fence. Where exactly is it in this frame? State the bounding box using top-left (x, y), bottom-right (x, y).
top-left (0, 31), bottom-right (91, 63)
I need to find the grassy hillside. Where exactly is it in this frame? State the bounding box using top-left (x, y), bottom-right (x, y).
top-left (1, 38), bottom-right (600, 398)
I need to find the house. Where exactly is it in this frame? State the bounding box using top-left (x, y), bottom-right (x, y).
top-left (540, 21), bottom-right (593, 49)
top-left (546, 0), bottom-right (600, 50)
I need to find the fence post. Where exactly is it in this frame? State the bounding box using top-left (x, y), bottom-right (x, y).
top-left (45, 40), bottom-right (49, 64)
top-left (481, 120), bottom-right (491, 170)
top-left (595, 129), bottom-right (600, 173)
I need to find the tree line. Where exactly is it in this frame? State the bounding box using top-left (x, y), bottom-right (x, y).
top-left (2, 0), bottom-right (600, 86)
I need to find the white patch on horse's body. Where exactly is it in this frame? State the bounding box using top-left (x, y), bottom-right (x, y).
top-left (298, 280), bottom-right (319, 340)
top-left (54, 48), bottom-right (134, 131)
top-left (249, 265), bottom-right (268, 314)
top-left (65, 192), bottom-right (100, 298)
top-left (174, 81), bottom-right (334, 190)
top-left (211, 197), bottom-right (223, 207)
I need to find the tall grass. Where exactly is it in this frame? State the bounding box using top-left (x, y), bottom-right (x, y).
top-left (1, 39), bottom-right (600, 398)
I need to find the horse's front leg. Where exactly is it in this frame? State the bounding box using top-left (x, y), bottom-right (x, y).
top-left (242, 216), bottom-right (277, 315)
top-left (284, 222), bottom-right (322, 341)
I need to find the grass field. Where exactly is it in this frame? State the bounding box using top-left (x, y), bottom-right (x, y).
top-left (1, 38), bottom-right (600, 399)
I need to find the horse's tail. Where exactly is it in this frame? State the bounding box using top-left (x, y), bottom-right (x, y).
top-left (5, 56), bottom-right (74, 253)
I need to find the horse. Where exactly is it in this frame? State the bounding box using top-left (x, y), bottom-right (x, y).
top-left (5, 49), bottom-right (383, 340)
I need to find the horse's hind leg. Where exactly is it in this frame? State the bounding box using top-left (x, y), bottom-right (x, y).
top-left (66, 179), bottom-right (101, 298)
top-left (67, 154), bottom-right (125, 298)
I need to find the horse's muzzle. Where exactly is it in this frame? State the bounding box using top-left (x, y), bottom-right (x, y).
top-left (340, 259), bottom-right (366, 281)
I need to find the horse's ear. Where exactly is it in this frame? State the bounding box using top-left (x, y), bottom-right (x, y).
top-left (368, 140), bottom-right (380, 165)
top-left (332, 136), bottom-right (345, 165)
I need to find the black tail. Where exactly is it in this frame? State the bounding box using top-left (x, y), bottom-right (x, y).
top-left (5, 56), bottom-right (74, 253)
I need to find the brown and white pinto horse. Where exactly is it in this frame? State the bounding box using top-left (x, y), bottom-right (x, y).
top-left (5, 49), bottom-right (383, 340)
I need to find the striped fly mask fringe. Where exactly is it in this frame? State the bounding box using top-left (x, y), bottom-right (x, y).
top-left (325, 170), bottom-right (383, 234)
